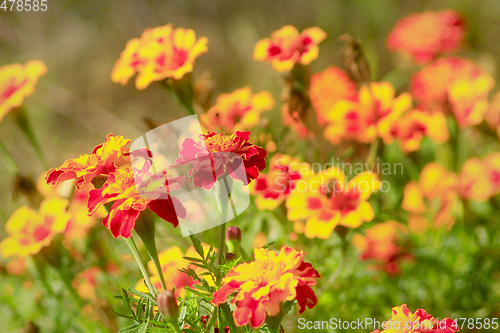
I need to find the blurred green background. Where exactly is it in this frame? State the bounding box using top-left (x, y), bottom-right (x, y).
top-left (1, 1), bottom-right (500, 332)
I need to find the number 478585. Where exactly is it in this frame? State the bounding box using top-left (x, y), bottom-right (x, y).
top-left (1, 0), bottom-right (48, 11)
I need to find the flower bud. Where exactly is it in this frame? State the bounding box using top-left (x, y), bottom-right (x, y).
top-left (157, 290), bottom-right (178, 322)
top-left (225, 253), bottom-right (236, 261)
top-left (226, 226), bottom-right (241, 253)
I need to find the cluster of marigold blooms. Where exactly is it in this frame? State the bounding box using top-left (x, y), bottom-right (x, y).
top-left (0, 7), bottom-right (494, 332)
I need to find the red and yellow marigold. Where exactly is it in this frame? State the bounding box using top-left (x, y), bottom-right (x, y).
top-left (448, 72), bottom-right (495, 128)
top-left (253, 25), bottom-right (326, 72)
top-left (0, 198), bottom-right (71, 258)
top-left (45, 134), bottom-right (132, 190)
top-left (458, 153), bottom-right (500, 201)
top-left (383, 110), bottom-right (448, 152)
top-left (410, 57), bottom-right (481, 111)
top-left (402, 163), bottom-right (457, 231)
top-left (371, 304), bottom-right (459, 333)
top-left (112, 24), bottom-right (208, 89)
top-left (352, 221), bottom-right (409, 274)
top-left (324, 82), bottom-right (412, 145)
top-left (309, 66), bottom-right (358, 126)
top-left (212, 246), bottom-right (320, 328)
top-left (200, 87), bottom-right (274, 132)
top-left (0, 60), bottom-right (47, 123)
top-left (175, 131), bottom-right (267, 189)
top-left (287, 168), bottom-right (380, 239)
top-left (387, 10), bottom-right (464, 64)
top-left (250, 154), bottom-right (312, 210)
top-left (88, 163), bottom-right (186, 238)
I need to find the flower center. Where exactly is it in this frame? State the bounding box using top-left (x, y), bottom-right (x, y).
top-left (205, 134), bottom-right (235, 153)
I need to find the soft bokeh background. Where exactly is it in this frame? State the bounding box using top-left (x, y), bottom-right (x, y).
top-left (2, 0), bottom-right (500, 332)
top-left (2, 0), bottom-right (500, 218)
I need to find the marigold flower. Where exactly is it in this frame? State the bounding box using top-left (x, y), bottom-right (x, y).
top-left (253, 25), bottom-right (326, 72)
top-left (387, 10), bottom-right (464, 64)
top-left (371, 304), bottom-right (459, 333)
top-left (112, 24), bottom-right (208, 89)
top-left (0, 198), bottom-right (71, 258)
top-left (324, 82), bottom-right (412, 145)
top-left (287, 168), bottom-right (381, 239)
top-left (0, 60), bottom-right (47, 123)
top-left (200, 87), bottom-right (274, 132)
top-left (410, 57), bottom-right (481, 110)
top-left (175, 131), bottom-right (267, 190)
top-left (212, 246), bottom-right (320, 328)
top-left (45, 134), bottom-right (132, 190)
top-left (384, 110), bottom-right (448, 152)
top-left (309, 66), bottom-right (358, 126)
top-left (458, 153), bottom-right (500, 201)
top-left (250, 154), bottom-right (312, 210)
top-left (88, 163), bottom-right (186, 238)
top-left (402, 163), bottom-right (457, 230)
top-left (448, 72), bottom-right (495, 128)
top-left (352, 221), bottom-right (409, 274)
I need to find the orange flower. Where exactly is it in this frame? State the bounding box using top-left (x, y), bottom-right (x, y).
top-left (352, 221), bottom-right (409, 274)
top-left (253, 25), bottom-right (326, 72)
top-left (324, 82), bottom-right (412, 144)
top-left (112, 24), bottom-right (208, 89)
top-left (448, 72), bottom-right (495, 128)
top-left (458, 153), bottom-right (500, 201)
top-left (287, 168), bottom-right (380, 239)
top-left (135, 243), bottom-right (214, 297)
top-left (281, 103), bottom-right (310, 139)
top-left (309, 66), bottom-right (358, 126)
top-left (250, 154), bottom-right (312, 210)
top-left (410, 57), bottom-right (481, 110)
top-left (45, 134), bottom-right (132, 190)
top-left (0, 198), bottom-right (71, 258)
top-left (402, 163), bottom-right (457, 230)
top-left (200, 87), bottom-right (274, 132)
top-left (371, 304), bottom-right (459, 333)
top-left (383, 110), bottom-right (448, 152)
top-left (88, 164), bottom-right (186, 238)
top-left (0, 60), bottom-right (47, 123)
top-left (212, 246), bottom-right (320, 328)
top-left (387, 10), bottom-right (464, 64)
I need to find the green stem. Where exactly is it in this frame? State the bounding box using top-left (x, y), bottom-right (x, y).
top-left (11, 107), bottom-right (48, 169)
top-left (149, 245), bottom-right (167, 291)
top-left (216, 176), bottom-right (232, 266)
top-left (124, 236), bottom-right (157, 295)
top-left (169, 321), bottom-right (183, 333)
top-left (0, 138), bottom-right (19, 174)
top-left (366, 137), bottom-right (379, 168)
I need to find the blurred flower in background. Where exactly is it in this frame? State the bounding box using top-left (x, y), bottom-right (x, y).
top-left (112, 24), bottom-right (208, 89)
top-left (387, 10), bottom-right (464, 64)
top-left (200, 87), bottom-right (274, 132)
top-left (253, 25), bottom-right (326, 72)
top-left (0, 198), bottom-right (70, 258)
top-left (0, 60), bottom-right (46, 123)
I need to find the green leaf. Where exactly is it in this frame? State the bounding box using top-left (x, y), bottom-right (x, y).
top-left (190, 234), bottom-right (205, 259)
